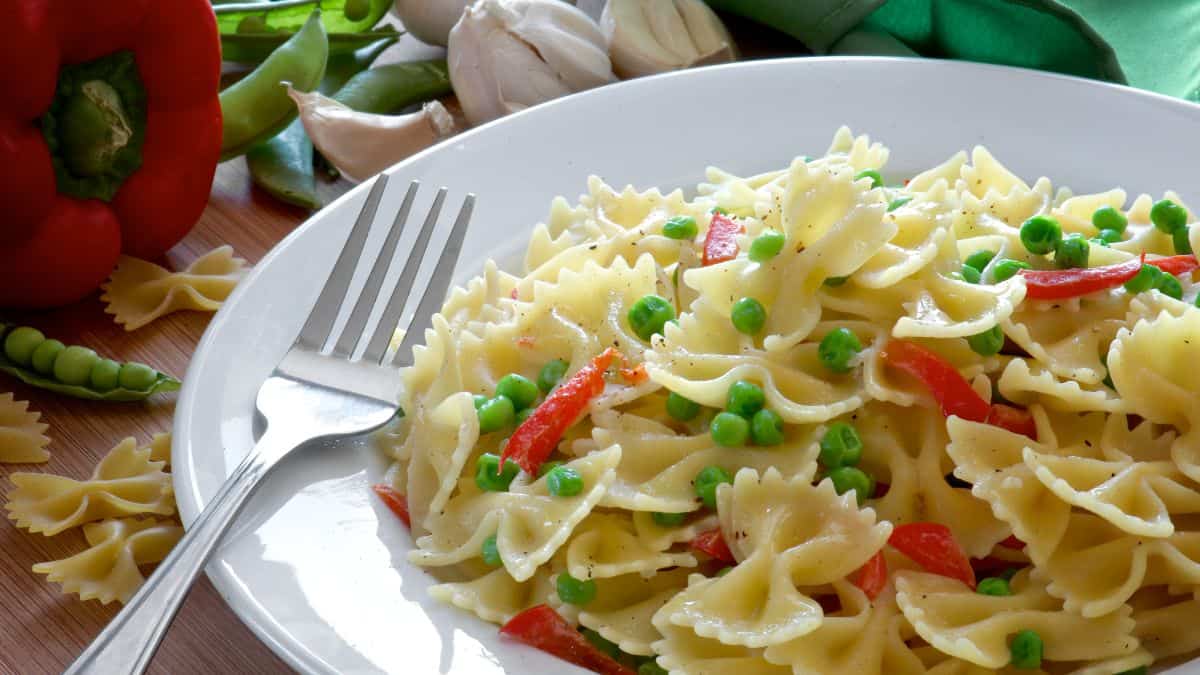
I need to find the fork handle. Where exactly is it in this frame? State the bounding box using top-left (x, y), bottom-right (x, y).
top-left (65, 428), bottom-right (294, 675)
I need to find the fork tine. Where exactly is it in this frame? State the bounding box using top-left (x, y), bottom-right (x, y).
top-left (361, 187), bottom-right (449, 363)
top-left (329, 181), bottom-right (420, 358)
top-left (296, 174), bottom-right (390, 351)
top-left (390, 193), bottom-right (475, 367)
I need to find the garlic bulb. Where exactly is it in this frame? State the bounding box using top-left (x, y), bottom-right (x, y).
top-left (392, 0), bottom-right (471, 47)
top-left (287, 85), bottom-right (457, 183)
top-left (448, 0), bottom-right (616, 126)
top-left (601, 0), bottom-right (737, 79)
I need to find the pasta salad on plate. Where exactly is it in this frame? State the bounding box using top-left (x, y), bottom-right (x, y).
top-left (373, 127), bottom-right (1200, 674)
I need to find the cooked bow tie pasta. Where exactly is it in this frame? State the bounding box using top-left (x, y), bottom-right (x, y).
top-left (375, 127), bottom-right (1200, 674)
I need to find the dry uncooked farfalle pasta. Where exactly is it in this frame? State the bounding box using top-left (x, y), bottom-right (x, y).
top-left (7, 435), bottom-right (175, 535)
top-left (33, 517), bottom-right (183, 604)
top-left (101, 245), bottom-right (248, 331)
top-left (0, 392), bottom-right (50, 463)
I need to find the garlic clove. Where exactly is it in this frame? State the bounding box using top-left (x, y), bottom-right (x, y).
top-left (601, 0), bottom-right (737, 79)
top-left (448, 0), bottom-right (616, 126)
top-left (392, 0), bottom-right (472, 47)
top-left (288, 85), bottom-right (457, 183)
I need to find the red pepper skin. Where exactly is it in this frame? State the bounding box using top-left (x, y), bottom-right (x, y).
top-left (0, 0), bottom-right (222, 308)
top-left (971, 555), bottom-right (1022, 578)
top-left (986, 403), bottom-right (1037, 440)
top-left (881, 339), bottom-right (991, 423)
top-left (998, 535), bottom-right (1025, 549)
top-left (371, 484), bottom-right (411, 528)
top-left (702, 213), bottom-right (742, 265)
top-left (889, 523), bottom-right (976, 588)
top-left (853, 551), bottom-right (887, 600)
top-left (500, 348), bottom-right (619, 475)
top-left (500, 605), bottom-right (636, 675)
top-left (1019, 254), bottom-right (1198, 301)
top-left (690, 527), bottom-right (736, 564)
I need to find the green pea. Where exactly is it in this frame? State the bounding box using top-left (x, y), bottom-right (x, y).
top-left (651, 511), bottom-right (687, 527)
top-left (992, 259), bottom-right (1031, 283)
top-left (1009, 629), bottom-right (1043, 669)
top-left (477, 396), bottom-right (515, 433)
top-left (1054, 235), bottom-right (1089, 269)
top-left (89, 358), bottom-right (121, 392)
top-left (638, 661), bottom-right (669, 675)
top-left (1156, 273), bottom-right (1183, 300)
top-left (963, 250), bottom-right (995, 272)
top-left (976, 577), bottom-right (1012, 596)
top-left (1174, 226), bottom-right (1193, 255)
top-left (854, 169), bottom-right (883, 189)
top-left (823, 276), bottom-right (849, 287)
top-left (118, 362), bottom-right (159, 390)
top-left (960, 264), bottom-right (982, 284)
top-left (663, 215), bottom-right (698, 240)
top-left (828, 466), bottom-right (874, 506)
top-left (481, 535), bottom-right (501, 566)
top-left (1019, 215), bottom-right (1062, 255)
top-left (236, 14), bottom-right (271, 34)
top-left (4, 327), bottom-right (44, 366)
top-left (818, 328), bottom-right (862, 374)
top-left (473, 394), bottom-right (489, 410)
top-left (31, 339), bottom-right (65, 375)
top-left (475, 453), bottom-right (520, 492)
top-left (582, 629), bottom-right (621, 660)
top-left (628, 295), bottom-right (675, 341)
top-left (710, 412), bottom-right (749, 447)
top-left (537, 460), bottom-right (563, 478)
top-left (715, 566), bottom-right (733, 577)
top-left (342, 0), bottom-right (370, 21)
top-left (1091, 206), bottom-right (1127, 233)
top-left (726, 380), bottom-right (765, 417)
top-left (515, 407), bottom-right (534, 425)
top-left (497, 374), bottom-right (538, 410)
top-left (750, 409), bottom-right (784, 446)
top-left (694, 465), bottom-right (732, 509)
top-left (967, 325), bottom-right (1005, 356)
top-left (546, 465), bottom-right (584, 497)
top-left (730, 297), bottom-right (767, 335)
top-left (54, 346), bottom-right (99, 386)
top-left (537, 359), bottom-right (568, 393)
top-left (1097, 228), bottom-right (1123, 244)
top-left (556, 573), bottom-right (597, 606)
top-left (666, 392), bottom-right (701, 421)
top-left (1124, 264), bottom-right (1162, 293)
top-left (819, 422), bottom-right (863, 468)
top-left (886, 196), bottom-right (912, 212)
top-left (1151, 198), bottom-right (1188, 234)
top-left (710, 206), bottom-right (729, 215)
top-left (749, 230), bottom-right (786, 262)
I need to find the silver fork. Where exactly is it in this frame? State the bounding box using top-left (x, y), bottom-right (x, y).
top-left (65, 175), bottom-right (475, 675)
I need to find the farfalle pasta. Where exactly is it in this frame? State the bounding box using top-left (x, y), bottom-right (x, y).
top-left (0, 392), bottom-right (50, 463)
top-left (382, 128), bottom-right (1200, 673)
top-left (33, 517), bottom-right (183, 604)
top-left (101, 245), bottom-right (248, 330)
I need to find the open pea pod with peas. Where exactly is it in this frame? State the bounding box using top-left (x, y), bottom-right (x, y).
top-left (0, 323), bottom-right (179, 401)
top-left (215, 0), bottom-right (396, 64)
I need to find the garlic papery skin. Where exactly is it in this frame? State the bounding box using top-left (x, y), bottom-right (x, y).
top-left (448, 0), bottom-right (616, 127)
top-left (601, 0), bottom-right (737, 79)
top-left (287, 85), bottom-right (457, 183)
top-left (392, 0), bottom-right (471, 47)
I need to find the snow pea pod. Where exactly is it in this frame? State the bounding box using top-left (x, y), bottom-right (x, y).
top-left (0, 323), bottom-right (180, 401)
top-left (220, 11), bottom-right (329, 161)
top-left (214, 0), bottom-right (391, 36)
top-left (332, 60), bottom-right (452, 114)
top-left (220, 27), bottom-right (399, 65)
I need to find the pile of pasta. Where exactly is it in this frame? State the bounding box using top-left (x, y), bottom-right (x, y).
top-left (379, 127), bottom-right (1200, 674)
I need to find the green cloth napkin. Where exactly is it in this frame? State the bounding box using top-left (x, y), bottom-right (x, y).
top-left (705, 0), bottom-right (1200, 102)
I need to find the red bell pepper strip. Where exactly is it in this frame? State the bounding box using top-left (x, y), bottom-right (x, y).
top-left (889, 523), bottom-right (976, 588)
top-left (371, 484), bottom-right (411, 528)
top-left (500, 348), bottom-right (619, 475)
top-left (500, 605), bottom-right (636, 675)
top-left (986, 403), bottom-right (1037, 440)
top-left (998, 535), bottom-right (1025, 549)
top-left (1018, 254), bottom-right (1199, 301)
top-left (853, 551), bottom-right (888, 600)
top-left (881, 339), bottom-right (991, 423)
top-left (0, 0), bottom-right (222, 308)
top-left (690, 527), bottom-right (736, 564)
top-left (702, 213), bottom-right (742, 265)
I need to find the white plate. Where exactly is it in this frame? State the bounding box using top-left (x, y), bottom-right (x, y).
top-left (175, 57), bottom-right (1200, 674)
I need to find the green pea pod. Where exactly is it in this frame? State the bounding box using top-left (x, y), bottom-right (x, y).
top-left (332, 60), bottom-right (452, 114)
top-left (215, 0), bottom-right (391, 36)
top-left (0, 323), bottom-right (180, 402)
top-left (220, 27), bottom-right (399, 65)
top-left (245, 38), bottom-right (396, 209)
top-left (220, 11), bottom-right (329, 161)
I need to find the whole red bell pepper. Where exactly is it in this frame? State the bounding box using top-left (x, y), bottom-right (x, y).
top-left (0, 0), bottom-right (222, 308)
